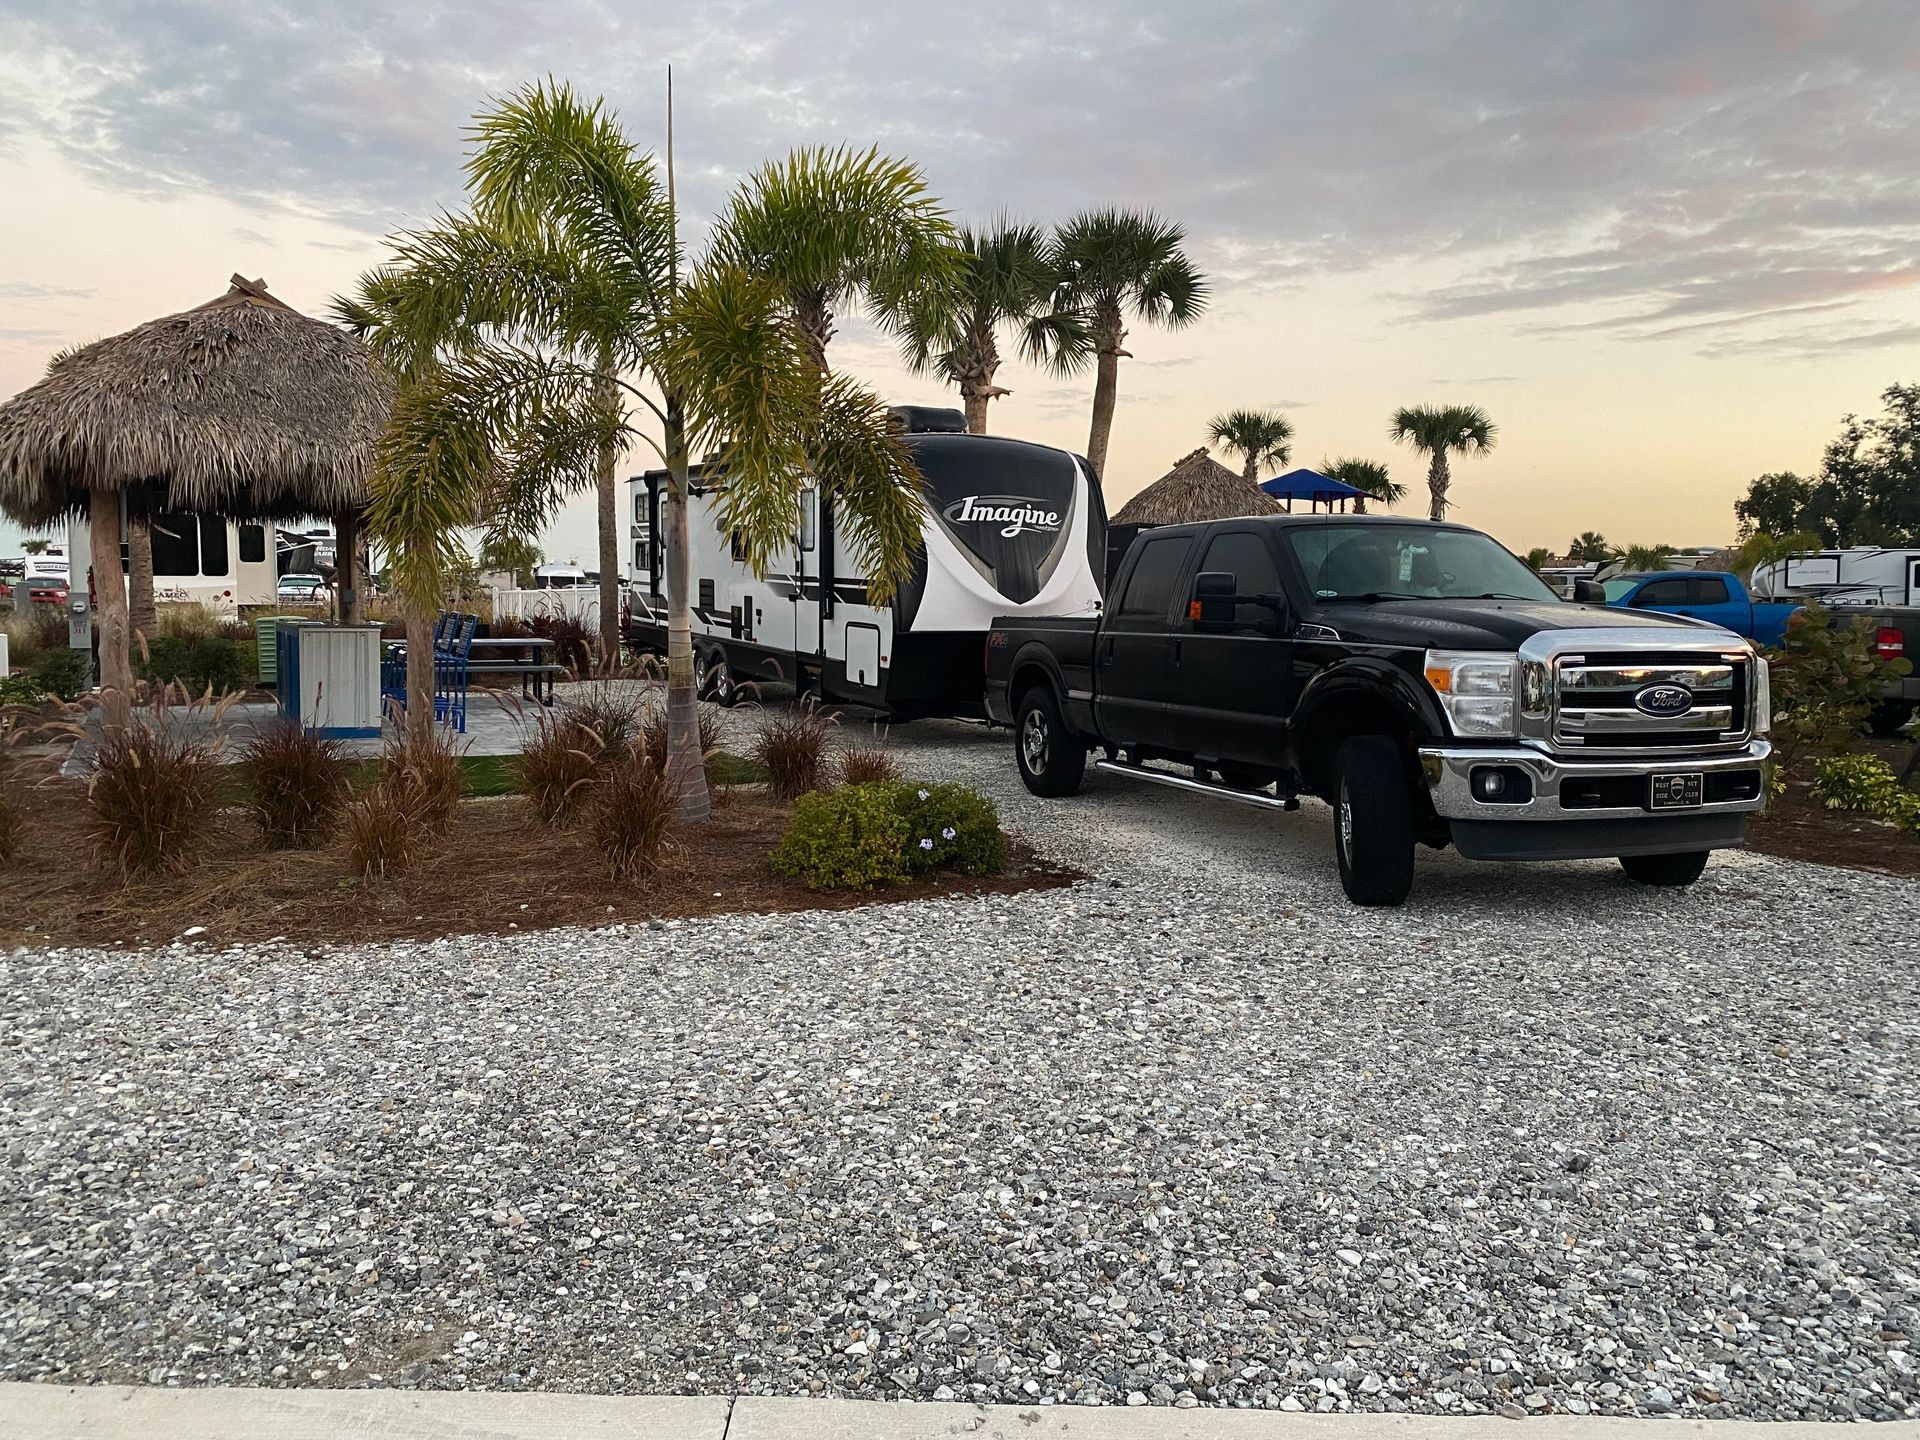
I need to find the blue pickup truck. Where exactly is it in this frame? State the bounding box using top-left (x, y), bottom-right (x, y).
top-left (1603, 570), bottom-right (1802, 647)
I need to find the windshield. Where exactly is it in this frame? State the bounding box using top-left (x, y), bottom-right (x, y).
top-left (1285, 524), bottom-right (1558, 603)
top-left (1602, 578), bottom-right (1640, 602)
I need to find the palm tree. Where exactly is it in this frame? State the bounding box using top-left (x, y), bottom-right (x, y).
top-left (1568, 531), bottom-right (1613, 563)
top-left (1321, 457), bottom-right (1403, 515)
top-left (712, 146), bottom-right (962, 376)
top-left (1619, 543), bottom-right (1676, 573)
top-left (1523, 546), bottom-right (1554, 572)
top-left (900, 220), bottom-right (1087, 433)
top-left (1208, 409), bottom-right (1293, 484)
top-left (340, 83), bottom-right (925, 822)
top-left (1388, 404), bottom-right (1497, 520)
top-left (22, 538), bottom-right (49, 556)
top-left (1054, 209), bottom-right (1208, 479)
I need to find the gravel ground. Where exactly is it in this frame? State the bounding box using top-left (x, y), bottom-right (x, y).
top-left (2, 717), bottom-right (1916, 1420)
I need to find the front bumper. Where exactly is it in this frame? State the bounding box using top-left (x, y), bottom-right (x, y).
top-left (1418, 739), bottom-right (1772, 861)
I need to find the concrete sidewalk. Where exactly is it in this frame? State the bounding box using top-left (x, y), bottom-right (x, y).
top-left (6, 1387), bottom-right (1914, 1439)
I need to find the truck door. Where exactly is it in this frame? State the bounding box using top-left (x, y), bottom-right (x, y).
top-left (1095, 532), bottom-right (1192, 751)
top-left (1172, 529), bottom-right (1291, 766)
top-left (1631, 574), bottom-right (1741, 634)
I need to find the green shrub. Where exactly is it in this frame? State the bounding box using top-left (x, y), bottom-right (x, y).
top-left (1769, 606), bottom-right (1912, 767)
top-left (139, 634), bottom-right (250, 696)
top-left (772, 783), bottom-right (910, 890)
top-left (30, 647), bottom-right (87, 702)
top-left (1810, 753), bottom-right (1920, 830)
top-left (888, 781), bottom-right (1005, 876)
top-left (770, 779), bottom-right (1006, 890)
top-left (0, 673), bottom-right (49, 705)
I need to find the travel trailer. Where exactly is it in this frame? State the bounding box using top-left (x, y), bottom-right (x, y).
top-left (1749, 547), bottom-right (1920, 607)
top-left (64, 511), bottom-right (289, 613)
top-left (624, 407), bottom-right (1108, 717)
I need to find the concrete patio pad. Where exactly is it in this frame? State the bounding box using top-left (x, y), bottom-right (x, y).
top-left (7, 1387), bottom-right (1915, 1440)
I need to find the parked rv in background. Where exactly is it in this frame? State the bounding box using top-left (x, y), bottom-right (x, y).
top-left (1749, 548), bottom-right (1920, 608)
top-left (624, 406), bottom-right (1107, 717)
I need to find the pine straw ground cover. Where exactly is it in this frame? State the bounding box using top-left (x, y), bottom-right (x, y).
top-left (0, 784), bottom-right (1078, 951)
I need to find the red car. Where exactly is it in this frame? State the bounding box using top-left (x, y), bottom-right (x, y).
top-left (0, 575), bottom-right (68, 608)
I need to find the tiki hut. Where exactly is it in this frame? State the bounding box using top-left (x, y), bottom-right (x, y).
top-left (1111, 447), bottom-right (1283, 527)
top-left (0, 275), bottom-right (392, 727)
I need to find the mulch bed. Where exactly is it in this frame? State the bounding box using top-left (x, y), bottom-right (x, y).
top-left (0, 784), bottom-right (1081, 951)
top-left (1745, 737), bottom-right (1920, 878)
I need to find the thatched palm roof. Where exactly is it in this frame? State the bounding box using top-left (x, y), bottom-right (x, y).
top-left (0, 275), bottom-right (393, 526)
top-left (1111, 447), bottom-right (1283, 527)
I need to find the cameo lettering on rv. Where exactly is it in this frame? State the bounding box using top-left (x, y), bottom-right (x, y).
top-left (942, 495), bottom-right (1063, 538)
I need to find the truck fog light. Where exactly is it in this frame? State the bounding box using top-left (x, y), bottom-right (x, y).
top-left (1470, 766), bottom-right (1533, 804)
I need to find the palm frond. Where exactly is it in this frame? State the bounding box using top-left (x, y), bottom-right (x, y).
top-left (806, 376), bottom-right (925, 604)
top-left (1389, 403), bottom-right (1498, 456)
top-left (1054, 208), bottom-right (1211, 333)
top-left (1208, 408), bottom-right (1294, 472)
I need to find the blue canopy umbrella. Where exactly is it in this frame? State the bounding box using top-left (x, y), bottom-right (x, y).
top-left (1259, 467), bottom-right (1369, 512)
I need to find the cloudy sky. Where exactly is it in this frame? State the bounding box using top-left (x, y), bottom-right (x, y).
top-left (2, 0), bottom-right (1917, 562)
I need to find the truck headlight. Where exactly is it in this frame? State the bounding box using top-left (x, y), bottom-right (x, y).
top-left (1424, 650), bottom-right (1518, 737)
top-left (1752, 654), bottom-right (1771, 736)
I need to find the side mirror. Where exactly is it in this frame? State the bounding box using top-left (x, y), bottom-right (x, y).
top-left (1190, 571), bottom-right (1238, 628)
top-left (1572, 579), bottom-right (1606, 604)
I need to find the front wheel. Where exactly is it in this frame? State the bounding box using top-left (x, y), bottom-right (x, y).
top-left (1015, 686), bottom-right (1086, 797)
top-left (1619, 851), bottom-right (1710, 887)
top-left (1333, 735), bottom-right (1416, 906)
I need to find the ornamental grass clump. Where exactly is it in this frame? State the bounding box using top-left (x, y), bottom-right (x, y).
top-left (836, 742), bottom-right (900, 787)
top-left (343, 785), bottom-right (417, 880)
top-left (86, 720), bottom-right (222, 878)
top-left (640, 697), bottom-right (727, 775)
top-left (590, 753), bottom-right (678, 880)
top-left (0, 759), bottom-right (18, 868)
top-left (242, 722), bottom-right (348, 848)
top-left (518, 709), bottom-right (606, 827)
top-left (754, 702), bottom-right (833, 800)
top-left (384, 728), bottom-right (464, 835)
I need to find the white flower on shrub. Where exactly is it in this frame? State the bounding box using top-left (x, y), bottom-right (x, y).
top-left (916, 788), bottom-right (929, 801)
top-left (941, 827), bottom-right (956, 840)
top-left (919, 837), bottom-right (934, 850)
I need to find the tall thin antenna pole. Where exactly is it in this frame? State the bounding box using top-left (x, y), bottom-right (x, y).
top-left (666, 64), bottom-right (678, 287)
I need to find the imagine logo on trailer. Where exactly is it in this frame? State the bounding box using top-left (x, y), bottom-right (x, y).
top-left (942, 495), bottom-right (1063, 539)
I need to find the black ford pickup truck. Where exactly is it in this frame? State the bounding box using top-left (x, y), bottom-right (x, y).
top-left (985, 515), bottom-right (1773, 905)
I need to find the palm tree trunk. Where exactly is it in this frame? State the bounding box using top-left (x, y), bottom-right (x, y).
top-left (793, 292), bottom-right (833, 378)
top-left (1427, 450), bottom-right (1451, 521)
top-left (127, 513), bottom-right (156, 645)
top-left (1240, 456), bottom-right (1257, 484)
top-left (1085, 347), bottom-right (1122, 480)
top-left (963, 389), bottom-right (990, 434)
top-left (404, 609), bottom-right (434, 746)
top-left (1353, 495), bottom-right (1369, 515)
top-left (89, 489), bottom-right (131, 735)
top-left (594, 362), bottom-right (621, 675)
top-left (661, 397), bottom-right (711, 825)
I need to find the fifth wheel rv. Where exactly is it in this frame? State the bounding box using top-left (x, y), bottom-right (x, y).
top-left (624, 407), bottom-right (1107, 717)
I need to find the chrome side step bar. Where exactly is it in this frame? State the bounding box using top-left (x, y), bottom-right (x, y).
top-left (1093, 759), bottom-right (1301, 811)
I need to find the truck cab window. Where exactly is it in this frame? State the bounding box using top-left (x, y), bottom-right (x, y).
top-left (1117, 536), bottom-right (1192, 621)
top-left (1633, 578), bottom-right (1692, 606)
top-left (1691, 576), bottom-right (1730, 605)
top-left (1197, 532), bottom-right (1283, 620)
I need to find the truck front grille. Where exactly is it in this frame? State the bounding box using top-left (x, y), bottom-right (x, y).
top-left (1553, 654), bottom-right (1749, 753)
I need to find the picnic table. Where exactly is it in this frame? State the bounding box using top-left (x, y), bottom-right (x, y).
top-left (465, 635), bottom-right (566, 704)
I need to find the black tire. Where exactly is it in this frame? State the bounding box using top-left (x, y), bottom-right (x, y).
top-left (705, 652), bottom-right (738, 707)
top-left (1333, 735), bottom-right (1416, 906)
top-left (1015, 685), bottom-right (1086, 797)
top-left (1868, 702), bottom-right (1914, 738)
top-left (1619, 851), bottom-right (1710, 887)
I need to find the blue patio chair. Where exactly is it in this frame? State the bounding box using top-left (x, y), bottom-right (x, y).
top-left (432, 615), bottom-right (479, 732)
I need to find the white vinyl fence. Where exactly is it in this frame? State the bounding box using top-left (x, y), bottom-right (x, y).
top-left (492, 587), bottom-right (601, 628)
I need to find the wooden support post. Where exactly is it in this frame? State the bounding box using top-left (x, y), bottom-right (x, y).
top-left (90, 488), bottom-right (132, 733)
top-left (335, 509), bottom-right (363, 625)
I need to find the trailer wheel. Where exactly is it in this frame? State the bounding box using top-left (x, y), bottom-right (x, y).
top-left (692, 649), bottom-right (710, 696)
top-left (1333, 736), bottom-right (1416, 906)
top-left (1618, 851), bottom-right (1709, 887)
top-left (703, 652), bottom-right (738, 706)
top-left (1015, 686), bottom-right (1085, 797)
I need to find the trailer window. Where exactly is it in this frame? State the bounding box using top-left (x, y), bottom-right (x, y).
top-left (798, 490), bottom-right (817, 552)
top-left (199, 518), bottom-right (230, 576)
top-left (238, 524), bottom-right (266, 564)
top-left (149, 513), bottom-right (199, 576)
top-left (1117, 536), bottom-right (1192, 622)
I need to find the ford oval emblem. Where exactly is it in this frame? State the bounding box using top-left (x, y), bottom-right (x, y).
top-left (1634, 683), bottom-right (1694, 718)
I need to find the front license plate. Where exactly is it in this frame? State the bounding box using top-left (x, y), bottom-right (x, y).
top-left (1650, 772), bottom-right (1704, 809)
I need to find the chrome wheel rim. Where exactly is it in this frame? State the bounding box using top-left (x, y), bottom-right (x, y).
top-left (1021, 709), bottom-right (1049, 773)
top-left (1338, 783), bottom-right (1354, 861)
top-left (694, 654), bottom-right (708, 690)
top-left (711, 663), bottom-right (730, 700)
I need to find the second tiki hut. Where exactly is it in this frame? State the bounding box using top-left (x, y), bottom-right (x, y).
top-left (0, 274), bottom-right (392, 726)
